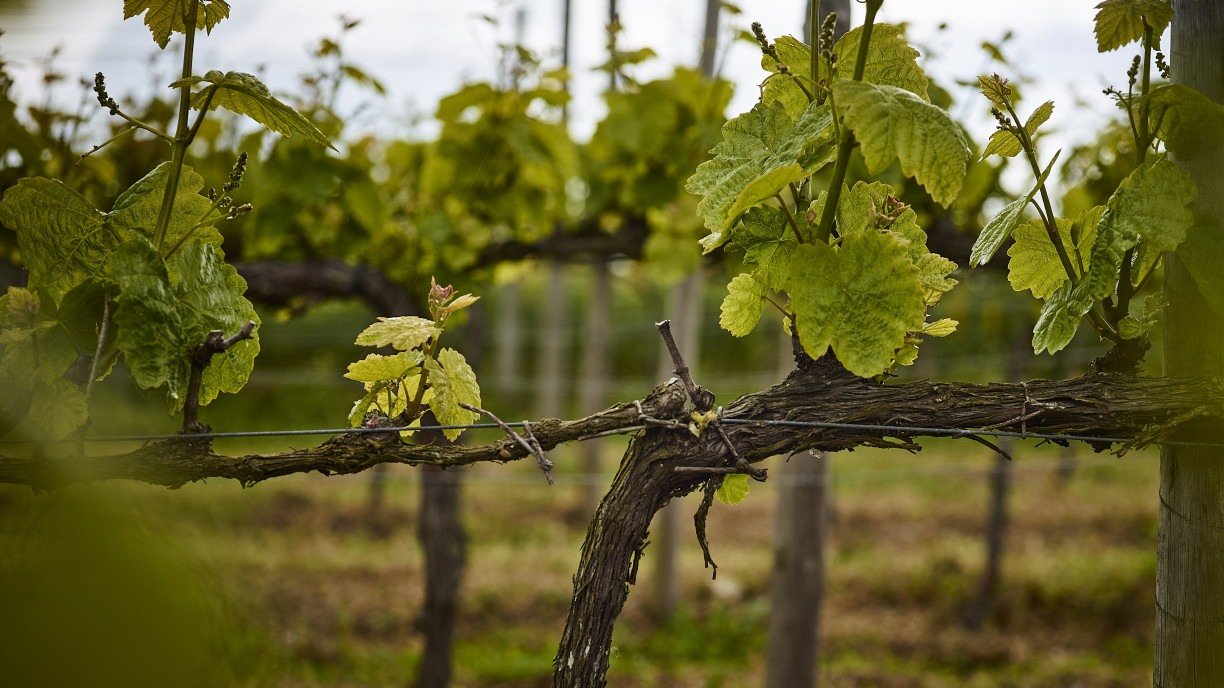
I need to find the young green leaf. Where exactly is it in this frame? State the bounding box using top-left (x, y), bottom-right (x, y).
top-left (971, 197), bottom-right (1029, 268)
top-left (1032, 283), bottom-right (1081, 353)
top-left (178, 71), bottom-right (334, 149)
top-left (344, 352), bottom-right (422, 383)
top-left (355, 316), bottom-right (440, 351)
top-left (982, 129), bottom-right (1023, 159)
top-left (759, 36), bottom-right (815, 120)
top-left (833, 24), bottom-right (930, 99)
top-left (977, 74), bottom-right (1012, 109)
top-left (110, 238), bottom-right (259, 410)
top-left (1007, 216), bottom-right (1095, 299)
top-left (123, 0), bottom-right (231, 50)
top-left (109, 239), bottom-right (186, 393)
top-left (1093, 0), bottom-right (1173, 53)
top-left (20, 378), bottom-right (89, 440)
top-left (833, 81), bottom-right (969, 207)
top-left (922, 318), bottom-right (959, 337)
top-left (724, 163), bottom-right (805, 231)
top-left (686, 101), bottom-right (835, 237)
top-left (715, 473), bottom-right (751, 505)
top-left (719, 273), bottom-right (766, 337)
top-left (970, 150), bottom-right (1061, 267)
top-left (1025, 101), bottom-right (1056, 134)
top-left (789, 232), bottom-right (926, 377)
top-left (108, 162), bottom-right (223, 250)
top-left (425, 348), bottom-right (481, 441)
top-left (732, 206), bottom-right (798, 291)
top-left (0, 178), bottom-right (111, 301)
top-left (1146, 84), bottom-right (1224, 161)
top-left (1069, 158), bottom-right (1195, 312)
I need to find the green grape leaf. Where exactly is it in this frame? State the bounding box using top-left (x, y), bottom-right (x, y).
top-left (972, 197), bottom-right (1029, 268)
top-left (110, 239), bottom-right (258, 410)
top-left (835, 181), bottom-right (893, 235)
top-left (977, 75), bottom-right (1012, 109)
top-left (348, 386), bottom-right (382, 428)
top-left (1117, 315), bottom-right (1146, 340)
top-left (1032, 283), bottom-right (1080, 353)
top-left (425, 348), bottom-right (481, 441)
top-left (686, 101), bottom-right (835, 235)
top-left (789, 232), bottom-right (926, 377)
top-left (1146, 84), bottom-right (1224, 161)
top-left (833, 81), bottom-right (969, 207)
top-left (970, 150), bottom-right (1061, 267)
top-left (20, 378), bottom-right (89, 440)
top-left (56, 281), bottom-right (109, 354)
top-left (179, 71), bottom-right (333, 149)
top-left (715, 473), bottom-right (751, 505)
top-left (123, 0), bottom-right (230, 49)
top-left (109, 239), bottom-right (184, 393)
top-left (0, 178), bottom-right (112, 301)
top-left (833, 24), bottom-right (930, 99)
top-left (922, 318), bottom-right (958, 337)
top-left (724, 163), bottom-right (805, 230)
top-left (1178, 214), bottom-right (1224, 319)
top-left (169, 240), bottom-right (260, 410)
top-left (1093, 0), bottom-right (1173, 53)
top-left (733, 206), bottom-right (798, 291)
top-left (1069, 158), bottom-right (1195, 312)
top-left (107, 162), bottom-right (223, 249)
top-left (355, 316), bottom-right (440, 351)
top-left (759, 36), bottom-right (819, 119)
top-left (982, 130), bottom-right (1022, 159)
top-left (1007, 215), bottom-right (1095, 299)
top-left (981, 101), bottom-right (1055, 160)
top-left (719, 273), bottom-right (766, 337)
top-left (1026, 100), bottom-right (1055, 134)
top-left (345, 352), bottom-right (421, 383)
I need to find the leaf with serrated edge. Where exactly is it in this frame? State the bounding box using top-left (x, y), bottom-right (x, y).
top-left (168, 240), bottom-right (260, 410)
top-left (971, 150), bottom-right (1061, 267)
top-left (18, 379), bottom-right (88, 440)
top-left (724, 163), bottom-right (805, 230)
top-left (789, 232), bottom-right (926, 377)
top-left (1147, 84), bottom-right (1224, 161)
top-left (719, 274), bottom-right (766, 337)
top-left (833, 81), bottom-right (969, 207)
top-left (108, 162), bottom-right (222, 249)
top-left (833, 24), bottom-right (930, 99)
top-left (425, 348), bottom-right (481, 441)
top-left (1068, 158), bottom-right (1195, 316)
top-left (345, 352), bottom-right (422, 383)
top-left (123, 0), bottom-right (230, 49)
top-left (972, 197), bottom-right (1028, 268)
top-left (733, 206), bottom-right (797, 291)
top-left (109, 239), bottom-right (184, 393)
top-left (0, 178), bottom-right (111, 301)
top-left (922, 318), bottom-right (958, 337)
top-left (715, 473), bottom-right (751, 505)
top-left (982, 130), bottom-right (1022, 159)
top-left (355, 316), bottom-right (440, 351)
top-left (686, 101), bottom-right (835, 234)
top-left (1025, 101), bottom-right (1055, 134)
top-left (1032, 283), bottom-right (1080, 354)
top-left (1093, 0), bottom-right (1172, 53)
top-left (181, 71), bottom-right (333, 149)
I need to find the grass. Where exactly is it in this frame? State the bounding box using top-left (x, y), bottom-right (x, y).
top-left (0, 440), bottom-right (1159, 687)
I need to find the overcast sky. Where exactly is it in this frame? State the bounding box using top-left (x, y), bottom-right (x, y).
top-left (1, 1), bottom-right (1150, 192)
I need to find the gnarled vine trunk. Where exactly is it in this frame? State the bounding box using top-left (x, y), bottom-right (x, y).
top-left (1156, 3), bottom-right (1224, 684)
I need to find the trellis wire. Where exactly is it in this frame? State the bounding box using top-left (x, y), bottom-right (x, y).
top-left (3, 416), bottom-right (1222, 449)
